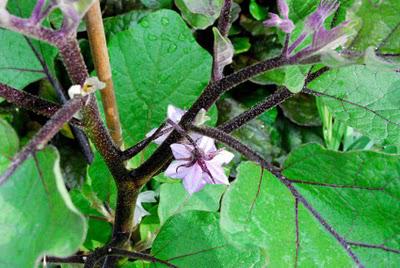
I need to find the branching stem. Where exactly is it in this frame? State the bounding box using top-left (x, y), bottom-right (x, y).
top-left (0, 83), bottom-right (82, 127)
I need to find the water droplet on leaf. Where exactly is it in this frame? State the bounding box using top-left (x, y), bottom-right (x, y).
top-left (147, 34), bottom-right (158, 41)
top-left (168, 44), bottom-right (177, 53)
top-left (161, 17), bottom-right (170, 26)
top-left (178, 33), bottom-right (186, 41)
top-left (140, 19), bottom-right (149, 28)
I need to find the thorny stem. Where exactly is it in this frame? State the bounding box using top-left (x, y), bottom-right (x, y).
top-left (85, 0), bottom-right (123, 148)
top-left (0, 83), bottom-right (82, 127)
top-left (57, 39), bottom-right (126, 180)
top-left (219, 87), bottom-right (293, 133)
top-left (121, 122), bottom-right (168, 161)
top-left (24, 37), bottom-right (93, 163)
top-left (212, 0), bottom-right (232, 81)
top-left (217, 0), bottom-right (232, 37)
top-left (0, 97), bottom-right (85, 185)
top-left (46, 248), bottom-right (176, 267)
top-left (189, 126), bottom-right (364, 267)
top-left (282, 34), bottom-right (291, 57)
top-left (84, 247), bottom-right (177, 268)
top-left (57, 38), bottom-right (137, 262)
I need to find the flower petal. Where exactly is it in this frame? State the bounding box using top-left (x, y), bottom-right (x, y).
top-left (167, 104), bottom-right (185, 123)
top-left (165, 160), bottom-right (189, 179)
top-left (197, 136), bottom-right (216, 153)
top-left (305, 0), bottom-right (339, 32)
top-left (183, 164), bottom-right (206, 195)
top-left (279, 19), bottom-right (295, 34)
top-left (138, 191), bottom-right (157, 203)
top-left (205, 162), bottom-right (230, 185)
top-left (263, 13), bottom-right (282, 28)
top-left (134, 204), bottom-right (150, 225)
top-left (170, 143), bottom-right (192, 159)
top-left (210, 150), bottom-right (235, 165)
top-left (277, 0), bottom-right (290, 19)
top-left (68, 85), bottom-right (82, 99)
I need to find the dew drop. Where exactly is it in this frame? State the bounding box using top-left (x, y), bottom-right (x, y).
top-left (161, 33), bottom-right (169, 41)
top-left (167, 44), bottom-right (177, 53)
top-left (147, 34), bottom-right (158, 41)
top-left (178, 33), bottom-right (186, 41)
top-left (140, 19), bottom-right (149, 28)
top-left (161, 17), bottom-right (170, 26)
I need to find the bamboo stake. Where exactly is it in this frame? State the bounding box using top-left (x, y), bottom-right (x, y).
top-left (85, 1), bottom-right (123, 148)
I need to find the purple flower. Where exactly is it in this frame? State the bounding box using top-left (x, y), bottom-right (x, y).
top-left (146, 105), bottom-right (209, 145)
top-left (263, 0), bottom-right (294, 34)
top-left (311, 21), bottom-right (351, 52)
top-left (165, 136), bottom-right (234, 195)
top-left (305, 0), bottom-right (339, 32)
top-left (288, 0), bottom-right (352, 56)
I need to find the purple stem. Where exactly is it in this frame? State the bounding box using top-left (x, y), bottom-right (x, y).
top-left (288, 32), bottom-right (307, 55)
top-left (30, 0), bottom-right (46, 24)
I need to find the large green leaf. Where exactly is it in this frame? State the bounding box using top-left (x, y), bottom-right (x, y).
top-left (0, 146), bottom-right (86, 267)
top-left (1, 0), bottom-right (57, 91)
top-left (109, 10), bottom-right (212, 146)
top-left (283, 143), bottom-right (400, 266)
top-left (151, 211), bottom-right (266, 267)
top-left (220, 162), bottom-right (353, 267)
top-left (158, 182), bottom-right (226, 224)
top-left (308, 65), bottom-right (400, 145)
top-left (103, 10), bottom-right (152, 40)
top-left (350, 0), bottom-right (400, 53)
top-left (0, 30), bottom-right (57, 90)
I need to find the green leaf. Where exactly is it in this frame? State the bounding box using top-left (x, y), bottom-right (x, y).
top-left (70, 189), bottom-right (112, 250)
top-left (0, 147), bottom-right (86, 267)
top-left (88, 151), bottom-right (117, 208)
top-left (109, 10), bottom-right (212, 146)
top-left (283, 144), bottom-right (400, 266)
top-left (308, 65), bottom-right (400, 145)
top-left (249, 0), bottom-right (267, 21)
top-left (283, 66), bottom-right (309, 93)
top-left (151, 211), bottom-right (266, 267)
top-left (350, 0), bottom-right (400, 53)
top-left (232, 37), bottom-right (251, 54)
top-left (0, 119), bottom-right (19, 170)
top-left (281, 94), bottom-right (321, 126)
top-left (103, 10), bottom-right (152, 40)
top-left (158, 182), bottom-right (226, 224)
top-left (175, 0), bottom-right (224, 29)
top-left (220, 161), bottom-right (353, 267)
top-left (0, 30), bottom-right (57, 89)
